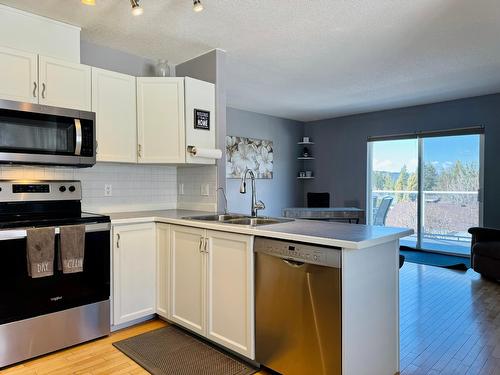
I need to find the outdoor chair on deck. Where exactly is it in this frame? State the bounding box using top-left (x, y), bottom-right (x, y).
top-left (469, 227), bottom-right (500, 280)
top-left (373, 196), bottom-right (393, 226)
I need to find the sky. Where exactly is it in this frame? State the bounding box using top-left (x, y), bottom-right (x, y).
top-left (372, 134), bottom-right (480, 173)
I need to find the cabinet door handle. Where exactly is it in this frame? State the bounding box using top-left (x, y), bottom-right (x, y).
top-left (204, 237), bottom-right (208, 253)
top-left (33, 82), bottom-right (37, 98)
top-left (199, 237), bottom-right (204, 253)
top-left (41, 83), bottom-right (46, 99)
top-left (95, 140), bottom-right (99, 154)
top-left (116, 233), bottom-right (121, 248)
top-left (137, 144), bottom-right (142, 158)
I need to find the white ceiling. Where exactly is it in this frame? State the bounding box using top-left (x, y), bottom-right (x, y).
top-left (2, 0), bottom-right (500, 122)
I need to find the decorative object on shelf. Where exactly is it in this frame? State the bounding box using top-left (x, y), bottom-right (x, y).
top-left (194, 109), bottom-right (210, 130)
top-left (155, 59), bottom-right (170, 77)
top-left (297, 138), bottom-right (315, 180)
top-left (226, 136), bottom-right (273, 179)
top-left (193, 0), bottom-right (204, 12)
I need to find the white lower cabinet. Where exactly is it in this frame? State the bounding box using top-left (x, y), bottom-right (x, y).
top-left (156, 223), bottom-right (170, 319)
top-left (170, 225), bottom-right (206, 335)
top-left (113, 223), bottom-right (156, 325)
top-left (206, 230), bottom-right (255, 359)
top-left (169, 225), bottom-right (255, 359)
top-left (111, 222), bottom-right (255, 359)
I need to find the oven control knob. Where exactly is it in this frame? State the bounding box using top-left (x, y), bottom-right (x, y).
top-left (69, 185), bottom-right (76, 192)
top-left (59, 186), bottom-right (66, 192)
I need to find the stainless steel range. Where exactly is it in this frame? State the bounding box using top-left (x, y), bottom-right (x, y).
top-left (0, 180), bottom-right (110, 368)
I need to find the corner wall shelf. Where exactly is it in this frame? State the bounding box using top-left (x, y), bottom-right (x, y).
top-left (297, 142), bottom-right (315, 145)
top-left (297, 176), bottom-right (315, 180)
top-left (298, 157), bottom-right (315, 160)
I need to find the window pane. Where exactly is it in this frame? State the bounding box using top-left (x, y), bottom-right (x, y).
top-left (370, 139), bottom-right (418, 247)
top-left (421, 134), bottom-right (480, 255)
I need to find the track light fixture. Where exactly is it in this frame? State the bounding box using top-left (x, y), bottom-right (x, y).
top-left (81, 0), bottom-right (206, 14)
top-left (193, 0), bottom-right (203, 12)
top-left (130, 0), bottom-right (144, 16)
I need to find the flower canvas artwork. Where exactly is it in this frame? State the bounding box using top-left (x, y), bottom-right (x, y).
top-left (226, 136), bottom-right (274, 179)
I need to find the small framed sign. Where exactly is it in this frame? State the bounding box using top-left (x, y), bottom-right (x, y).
top-left (194, 109), bottom-right (210, 130)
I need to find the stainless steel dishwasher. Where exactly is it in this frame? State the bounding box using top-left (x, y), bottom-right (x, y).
top-left (255, 237), bottom-right (342, 375)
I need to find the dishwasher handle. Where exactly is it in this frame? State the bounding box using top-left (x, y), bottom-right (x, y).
top-left (282, 258), bottom-right (305, 268)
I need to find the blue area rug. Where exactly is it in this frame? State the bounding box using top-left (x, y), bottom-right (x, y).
top-left (400, 246), bottom-right (471, 271)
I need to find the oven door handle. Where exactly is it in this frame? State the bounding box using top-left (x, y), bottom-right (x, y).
top-left (0, 222), bottom-right (110, 241)
top-left (74, 118), bottom-right (82, 156)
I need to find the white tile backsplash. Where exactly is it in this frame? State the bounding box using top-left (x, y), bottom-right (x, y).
top-left (0, 163), bottom-right (177, 213)
top-left (177, 165), bottom-right (218, 211)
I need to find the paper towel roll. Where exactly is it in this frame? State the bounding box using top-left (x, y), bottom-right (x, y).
top-left (188, 146), bottom-right (222, 159)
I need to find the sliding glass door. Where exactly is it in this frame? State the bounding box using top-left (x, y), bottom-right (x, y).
top-left (367, 131), bottom-right (482, 256)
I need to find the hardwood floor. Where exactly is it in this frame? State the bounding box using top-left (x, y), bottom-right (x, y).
top-left (400, 262), bottom-right (500, 375)
top-left (2, 262), bottom-right (499, 375)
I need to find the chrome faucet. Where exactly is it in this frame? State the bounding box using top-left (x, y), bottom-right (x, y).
top-left (240, 168), bottom-right (265, 217)
top-left (216, 187), bottom-right (228, 214)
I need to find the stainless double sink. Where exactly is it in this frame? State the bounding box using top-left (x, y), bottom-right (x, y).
top-left (182, 214), bottom-right (294, 227)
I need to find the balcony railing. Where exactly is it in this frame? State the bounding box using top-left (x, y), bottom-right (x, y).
top-left (371, 189), bottom-right (479, 255)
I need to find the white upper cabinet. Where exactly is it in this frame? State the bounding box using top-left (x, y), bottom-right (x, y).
top-left (0, 46), bottom-right (38, 103)
top-left (92, 68), bottom-right (137, 163)
top-left (38, 55), bottom-right (91, 111)
top-left (113, 223), bottom-right (156, 326)
top-left (136, 78), bottom-right (186, 164)
top-left (206, 230), bottom-right (254, 358)
top-left (185, 77), bottom-right (216, 165)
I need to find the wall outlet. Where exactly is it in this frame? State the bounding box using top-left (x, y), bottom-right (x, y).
top-left (200, 183), bottom-right (210, 196)
top-left (179, 183), bottom-right (184, 195)
top-left (104, 184), bottom-right (113, 197)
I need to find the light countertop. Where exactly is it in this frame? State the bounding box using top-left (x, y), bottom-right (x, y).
top-left (107, 209), bottom-right (413, 249)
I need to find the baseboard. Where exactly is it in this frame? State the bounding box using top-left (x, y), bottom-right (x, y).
top-left (111, 314), bottom-right (157, 332)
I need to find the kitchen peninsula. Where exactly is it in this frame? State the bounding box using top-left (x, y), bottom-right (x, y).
top-left (109, 209), bottom-right (412, 375)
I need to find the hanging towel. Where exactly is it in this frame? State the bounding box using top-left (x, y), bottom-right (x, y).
top-left (26, 227), bottom-right (55, 278)
top-left (59, 224), bottom-right (85, 274)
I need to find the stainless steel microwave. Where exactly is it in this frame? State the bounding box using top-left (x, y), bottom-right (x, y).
top-left (0, 100), bottom-right (96, 167)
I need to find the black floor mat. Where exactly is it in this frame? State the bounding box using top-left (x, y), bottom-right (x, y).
top-left (113, 325), bottom-right (257, 375)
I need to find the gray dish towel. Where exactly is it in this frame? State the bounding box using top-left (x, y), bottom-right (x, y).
top-left (59, 224), bottom-right (85, 274)
top-left (26, 227), bottom-right (55, 278)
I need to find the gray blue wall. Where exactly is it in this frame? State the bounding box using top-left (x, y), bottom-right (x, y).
top-left (305, 93), bottom-right (500, 228)
top-left (226, 108), bottom-right (304, 216)
top-left (81, 40), bottom-right (156, 76)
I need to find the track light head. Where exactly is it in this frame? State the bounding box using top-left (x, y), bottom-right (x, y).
top-left (130, 0), bottom-right (144, 16)
top-left (193, 0), bottom-right (203, 12)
